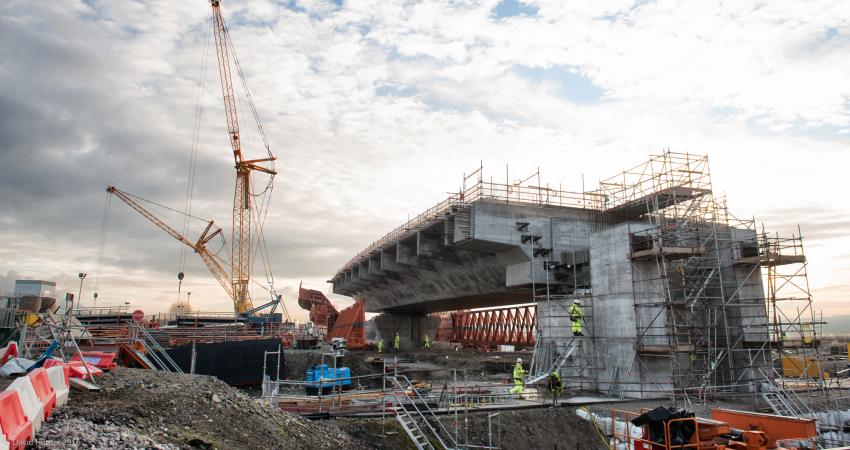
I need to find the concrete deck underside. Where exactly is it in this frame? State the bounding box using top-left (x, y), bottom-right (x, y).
top-left (331, 199), bottom-right (595, 313)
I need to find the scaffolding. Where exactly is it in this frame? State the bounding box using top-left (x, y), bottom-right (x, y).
top-left (592, 151), bottom-right (774, 398)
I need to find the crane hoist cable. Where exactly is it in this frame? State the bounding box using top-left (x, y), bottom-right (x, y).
top-left (93, 190), bottom-right (112, 304)
top-left (177, 12), bottom-right (214, 303)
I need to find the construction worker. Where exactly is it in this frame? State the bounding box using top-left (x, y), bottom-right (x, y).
top-left (548, 370), bottom-right (563, 400)
top-left (393, 332), bottom-right (400, 351)
top-left (570, 299), bottom-right (584, 336)
top-left (423, 334), bottom-right (431, 349)
top-left (377, 338), bottom-right (384, 353)
top-left (509, 357), bottom-right (526, 395)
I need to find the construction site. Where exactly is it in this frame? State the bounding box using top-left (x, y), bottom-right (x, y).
top-left (1, 2), bottom-right (849, 450)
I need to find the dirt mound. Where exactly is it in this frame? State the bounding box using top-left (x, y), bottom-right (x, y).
top-left (37, 367), bottom-right (355, 449)
top-left (336, 406), bottom-right (610, 450)
top-left (460, 406), bottom-right (609, 450)
top-left (330, 418), bottom-right (416, 450)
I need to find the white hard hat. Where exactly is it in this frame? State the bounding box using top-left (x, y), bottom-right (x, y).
top-left (574, 299), bottom-right (581, 305)
top-left (517, 357), bottom-right (522, 363)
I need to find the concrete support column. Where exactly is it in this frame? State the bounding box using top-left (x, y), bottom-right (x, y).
top-left (374, 313), bottom-right (441, 350)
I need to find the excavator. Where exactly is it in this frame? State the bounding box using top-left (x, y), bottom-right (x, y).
top-left (609, 406), bottom-right (819, 450)
top-left (106, 0), bottom-right (288, 322)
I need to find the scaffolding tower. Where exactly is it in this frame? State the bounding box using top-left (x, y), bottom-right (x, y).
top-left (594, 151), bottom-right (773, 398)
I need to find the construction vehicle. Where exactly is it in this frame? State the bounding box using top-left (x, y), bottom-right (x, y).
top-left (610, 406), bottom-right (818, 450)
top-left (305, 338), bottom-right (351, 395)
top-left (105, 0), bottom-right (287, 321)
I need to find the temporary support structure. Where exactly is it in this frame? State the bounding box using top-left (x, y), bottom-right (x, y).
top-left (327, 300), bottom-right (365, 349)
top-left (450, 305), bottom-right (536, 348)
top-left (297, 284), bottom-right (339, 332)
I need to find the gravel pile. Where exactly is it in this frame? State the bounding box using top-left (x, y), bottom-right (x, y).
top-left (39, 418), bottom-right (179, 449)
top-left (35, 367), bottom-right (355, 449)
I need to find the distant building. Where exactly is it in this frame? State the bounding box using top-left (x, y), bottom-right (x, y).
top-left (14, 280), bottom-right (57, 299)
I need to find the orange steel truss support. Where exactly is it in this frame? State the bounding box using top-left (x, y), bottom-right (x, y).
top-left (328, 300), bottom-right (366, 349)
top-left (451, 305), bottom-right (536, 347)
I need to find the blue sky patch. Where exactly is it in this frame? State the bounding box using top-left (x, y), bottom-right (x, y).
top-left (513, 65), bottom-right (604, 104)
top-left (492, 0), bottom-right (539, 19)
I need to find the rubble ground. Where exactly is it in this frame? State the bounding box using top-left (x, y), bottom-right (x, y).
top-left (36, 367), bottom-right (355, 449)
top-left (27, 350), bottom-right (640, 449)
top-left (330, 406), bottom-right (611, 450)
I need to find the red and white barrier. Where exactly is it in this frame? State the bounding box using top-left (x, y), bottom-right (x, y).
top-left (43, 359), bottom-right (70, 386)
top-left (0, 360), bottom-right (73, 448)
top-left (7, 377), bottom-right (43, 433)
top-left (67, 361), bottom-right (103, 380)
top-left (0, 342), bottom-right (17, 366)
top-left (70, 351), bottom-right (117, 370)
top-left (0, 390), bottom-right (32, 450)
top-left (27, 369), bottom-right (56, 419)
top-left (45, 366), bottom-right (69, 408)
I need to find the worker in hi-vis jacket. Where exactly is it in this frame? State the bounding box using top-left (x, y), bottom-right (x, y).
top-left (570, 299), bottom-right (584, 336)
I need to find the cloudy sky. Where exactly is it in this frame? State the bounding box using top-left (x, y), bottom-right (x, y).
top-left (1, 0), bottom-right (848, 321)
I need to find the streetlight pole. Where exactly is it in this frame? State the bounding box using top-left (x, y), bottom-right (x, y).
top-left (76, 272), bottom-right (87, 314)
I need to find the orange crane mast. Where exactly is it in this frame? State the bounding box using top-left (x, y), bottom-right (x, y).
top-left (210, 0), bottom-right (276, 315)
top-left (105, 2), bottom-right (282, 319)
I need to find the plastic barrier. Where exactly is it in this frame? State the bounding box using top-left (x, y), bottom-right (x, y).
top-left (7, 377), bottom-right (43, 433)
top-left (70, 351), bottom-right (117, 370)
top-left (0, 390), bottom-right (32, 450)
top-left (46, 366), bottom-right (69, 408)
top-left (0, 341), bottom-right (17, 366)
top-left (68, 361), bottom-right (103, 380)
top-left (27, 369), bottom-right (56, 419)
top-left (43, 359), bottom-right (70, 385)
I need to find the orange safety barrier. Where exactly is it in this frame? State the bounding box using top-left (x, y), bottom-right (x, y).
top-left (70, 351), bottom-right (117, 370)
top-left (43, 359), bottom-right (70, 386)
top-left (0, 390), bottom-right (33, 450)
top-left (68, 361), bottom-right (104, 380)
top-left (27, 368), bottom-right (57, 419)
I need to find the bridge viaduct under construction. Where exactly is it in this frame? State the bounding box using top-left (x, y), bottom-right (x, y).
top-left (331, 151), bottom-right (816, 399)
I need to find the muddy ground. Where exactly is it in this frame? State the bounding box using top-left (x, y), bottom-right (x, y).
top-left (332, 406), bottom-right (610, 450)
